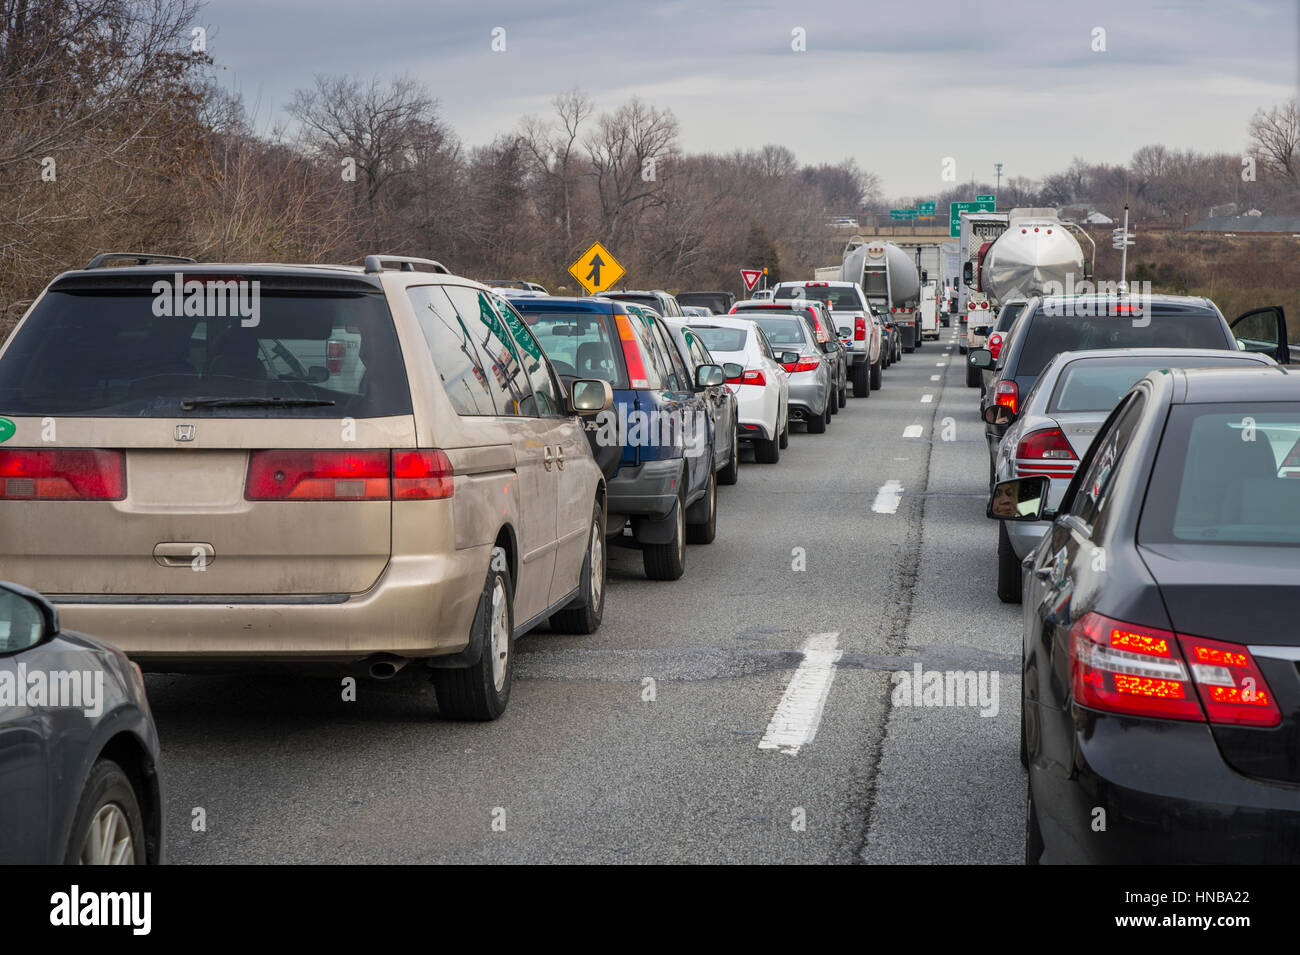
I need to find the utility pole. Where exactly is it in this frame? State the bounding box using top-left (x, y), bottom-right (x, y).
top-left (995, 163), bottom-right (1003, 194)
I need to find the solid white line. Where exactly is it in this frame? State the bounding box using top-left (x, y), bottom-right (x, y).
top-left (902, 425), bottom-right (923, 438)
top-left (872, 479), bottom-right (904, 513)
top-left (921, 394), bottom-right (933, 403)
top-left (758, 632), bottom-right (843, 756)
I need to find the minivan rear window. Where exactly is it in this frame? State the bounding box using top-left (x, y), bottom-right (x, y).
top-left (1017, 306), bottom-right (1228, 377)
top-left (0, 289), bottom-right (412, 417)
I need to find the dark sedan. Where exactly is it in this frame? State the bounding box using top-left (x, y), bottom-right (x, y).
top-left (994, 365), bottom-right (1300, 863)
top-left (0, 581), bottom-right (163, 863)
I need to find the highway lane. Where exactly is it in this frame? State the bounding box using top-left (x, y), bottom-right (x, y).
top-left (147, 328), bottom-right (1024, 864)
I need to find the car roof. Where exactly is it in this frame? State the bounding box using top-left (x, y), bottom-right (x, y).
top-left (505, 295), bottom-right (622, 313)
top-left (1174, 365), bottom-right (1300, 404)
top-left (775, 280), bottom-right (855, 287)
top-left (1054, 347), bottom-right (1273, 366)
top-left (688, 315), bottom-right (761, 330)
top-left (1036, 292), bottom-right (1217, 310)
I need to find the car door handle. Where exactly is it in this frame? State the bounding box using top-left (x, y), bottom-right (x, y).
top-left (554, 445), bottom-right (565, 470)
top-left (1033, 564), bottom-right (1056, 581)
top-left (543, 446), bottom-right (554, 471)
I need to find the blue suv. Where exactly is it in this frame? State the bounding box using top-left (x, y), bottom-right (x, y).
top-left (501, 295), bottom-right (723, 580)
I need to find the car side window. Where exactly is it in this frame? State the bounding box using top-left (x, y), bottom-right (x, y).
top-left (490, 296), bottom-right (562, 417)
top-left (442, 285), bottom-right (532, 416)
top-left (632, 313), bottom-right (677, 389)
top-left (754, 326), bottom-right (776, 360)
top-left (655, 323), bottom-right (691, 390)
top-left (406, 286), bottom-right (498, 415)
top-left (685, 332), bottom-right (711, 369)
top-left (1069, 392), bottom-right (1146, 530)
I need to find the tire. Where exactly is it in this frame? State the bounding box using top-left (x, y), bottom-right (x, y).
top-left (807, 403), bottom-right (827, 434)
top-left (778, 415), bottom-right (789, 449)
top-left (643, 492), bottom-right (686, 580)
top-left (966, 360), bottom-right (981, 388)
top-left (852, 361), bottom-right (870, 397)
top-left (1025, 776), bottom-right (1045, 865)
top-left (64, 759), bottom-right (147, 865)
top-left (829, 386), bottom-right (839, 414)
top-left (997, 520), bottom-right (1023, 604)
top-left (433, 546), bottom-right (514, 720)
top-left (838, 383), bottom-right (848, 406)
top-left (870, 358), bottom-right (883, 390)
top-left (685, 470), bottom-right (717, 544)
top-left (1019, 693), bottom-right (1029, 769)
top-left (717, 425), bottom-right (739, 485)
top-left (548, 501), bottom-right (606, 634)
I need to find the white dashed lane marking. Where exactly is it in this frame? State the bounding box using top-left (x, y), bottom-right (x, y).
top-left (758, 632), bottom-right (843, 756)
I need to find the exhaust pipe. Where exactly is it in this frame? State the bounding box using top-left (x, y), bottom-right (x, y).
top-left (368, 656), bottom-right (409, 680)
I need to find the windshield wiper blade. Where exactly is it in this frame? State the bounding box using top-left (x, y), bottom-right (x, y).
top-left (180, 397), bottom-right (336, 410)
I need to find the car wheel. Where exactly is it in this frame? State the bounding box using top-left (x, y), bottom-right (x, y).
top-left (685, 470), bottom-right (717, 544)
top-left (997, 520), bottom-right (1023, 604)
top-left (65, 759), bottom-right (147, 865)
top-left (965, 360), bottom-right (981, 388)
top-left (870, 357), bottom-right (883, 390)
top-left (778, 413), bottom-right (789, 449)
top-left (643, 491), bottom-right (687, 580)
top-left (432, 545), bottom-right (514, 720)
top-left (852, 362), bottom-right (870, 397)
top-left (717, 425), bottom-right (739, 485)
top-left (807, 403), bottom-right (827, 434)
top-left (829, 387), bottom-right (839, 414)
top-left (838, 384), bottom-right (848, 406)
top-left (1025, 776), bottom-right (1045, 865)
top-left (548, 501), bottom-right (606, 634)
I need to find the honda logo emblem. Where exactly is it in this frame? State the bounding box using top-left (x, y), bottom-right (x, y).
top-left (174, 424), bottom-right (196, 442)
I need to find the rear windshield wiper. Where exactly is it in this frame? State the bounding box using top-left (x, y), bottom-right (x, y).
top-left (180, 397), bottom-right (337, 410)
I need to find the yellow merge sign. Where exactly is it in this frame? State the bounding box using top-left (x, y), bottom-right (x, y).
top-left (568, 242), bottom-right (625, 294)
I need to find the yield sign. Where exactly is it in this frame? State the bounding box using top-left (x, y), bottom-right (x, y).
top-left (569, 241), bottom-right (625, 294)
top-left (740, 269), bottom-right (763, 292)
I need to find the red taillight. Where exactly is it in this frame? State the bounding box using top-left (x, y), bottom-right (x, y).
top-left (1015, 427), bottom-right (1077, 477)
top-left (393, 449), bottom-right (455, 500)
top-left (854, 317), bottom-right (866, 340)
top-left (1070, 612), bottom-right (1280, 726)
top-left (741, 369), bottom-right (766, 386)
top-left (245, 450), bottom-right (454, 501)
top-left (326, 339), bottom-right (345, 373)
top-left (1178, 634), bottom-right (1281, 726)
top-left (988, 332), bottom-right (1004, 360)
top-left (0, 449), bottom-right (125, 500)
top-left (782, 356), bottom-right (821, 373)
top-left (613, 313), bottom-right (651, 389)
top-left (994, 380), bottom-right (1018, 416)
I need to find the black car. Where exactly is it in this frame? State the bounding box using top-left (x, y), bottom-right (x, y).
top-left (995, 365), bottom-right (1300, 863)
top-left (676, 291), bottom-right (734, 315)
top-left (0, 581), bottom-right (163, 863)
top-left (972, 294), bottom-right (1289, 486)
top-left (596, 289), bottom-right (685, 318)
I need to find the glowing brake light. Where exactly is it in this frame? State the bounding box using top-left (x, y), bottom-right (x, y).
top-left (994, 380), bottom-right (1018, 416)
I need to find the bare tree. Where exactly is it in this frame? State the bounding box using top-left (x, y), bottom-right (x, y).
top-left (585, 98), bottom-right (678, 247)
top-left (1249, 98), bottom-right (1299, 183)
top-left (521, 88), bottom-right (593, 249)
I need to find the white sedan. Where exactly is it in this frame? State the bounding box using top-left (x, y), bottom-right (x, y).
top-left (687, 316), bottom-right (791, 464)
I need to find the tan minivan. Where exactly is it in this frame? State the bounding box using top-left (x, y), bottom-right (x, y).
top-left (0, 253), bottom-right (613, 719)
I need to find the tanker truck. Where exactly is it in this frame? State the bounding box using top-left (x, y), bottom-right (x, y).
top-left (970, 207), bottom-right (1094, 306)
top-left (840, 239), bottom-right (922, 352)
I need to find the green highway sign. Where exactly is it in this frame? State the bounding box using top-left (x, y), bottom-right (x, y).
top-left (976, 194), bottom-right (995, 202)
top-left (948, 198), bottom-right (997, 237)
top-left (890, 209), bottom-right (918, 220)
top-left (918, 201), bottom-right (936, 216)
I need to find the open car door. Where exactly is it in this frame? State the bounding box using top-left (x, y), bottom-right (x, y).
top-left (1230, 305), bottom-right (1291, 364)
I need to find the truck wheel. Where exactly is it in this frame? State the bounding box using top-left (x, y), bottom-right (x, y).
top-left (997, 521), bottom-right (1023, 604)
top-left (548, 501), bottom-right (606, 634)
top-left (685, 470), bottom-right (717, 544)
top-left (852, 362), bottom-right (870, 397)
top-left (870, 358), bottom-right (883, 390)
top-left (433, 546), bottom-right (515, 720)
top-left (643, 493), bottom-right (687, 580)
top-left (965, 361), bottom-right (981, 388)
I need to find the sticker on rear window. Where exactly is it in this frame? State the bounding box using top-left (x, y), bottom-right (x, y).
top-left (0, 418), bottom-right (13, 442)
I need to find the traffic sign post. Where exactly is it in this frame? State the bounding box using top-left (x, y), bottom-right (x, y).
top-left (568, 241), bottom-right (625, 294)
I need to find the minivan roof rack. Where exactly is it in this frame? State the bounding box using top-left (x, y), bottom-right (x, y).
top-left (84, 252), bottom-right (197, 270)
top-left (363, 255), bottom-right (449, 275)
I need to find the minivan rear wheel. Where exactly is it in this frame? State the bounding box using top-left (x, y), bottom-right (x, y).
top-left (643, 491), bottom-right (687, 580)
top-left (549, 501), bottom-right (606, 634)
top-left (433, 546), bottom-right (514, 720)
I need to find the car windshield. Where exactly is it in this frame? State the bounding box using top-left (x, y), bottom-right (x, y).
top-left (513, 310), bottom-right (626, 386)
top-left (1017, 305), bottom-right (1227, 377)
top-left (749, 317), bottom-right (806, 347)
top-left (1049, 356), bottom-right (1264, 413)
top-left (690, 326), bottom-right (748, 352)
top-left (0, 288), bottom-right (411, 417)
top-left (776, 286), bottom-right (862, 310)
top-left (1140, 403), bottom-right (1300, 545)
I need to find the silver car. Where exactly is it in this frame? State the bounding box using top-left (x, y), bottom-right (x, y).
top-left (740, 313), bottom-right (832, 434)
top-left (989, 347), bottom-right (1276, 602)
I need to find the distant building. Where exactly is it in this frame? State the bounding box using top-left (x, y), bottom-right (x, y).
top-left (1084, 210), bottom-right (1114, 225)
top-left (1186, 214), bottom-right (1300, 233)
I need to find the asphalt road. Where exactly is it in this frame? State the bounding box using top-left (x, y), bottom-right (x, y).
top-left (148, 325), bottom-right (1026, 864)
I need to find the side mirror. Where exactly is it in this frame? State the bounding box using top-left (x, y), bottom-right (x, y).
top-left (779, 351), bottom-right (800, 366)
top-left (967, 348), bottom-right (994, 370)
top-left (722, 362), bottom-right (744, 380)
top-left (569, 378), bottom-right (613, 415)
top-left (983, 403), bottom-right (1016, 426)
top-left (987, 476), bottom-right (1051, 521)
top-left (695, 363), bottom-right (725, 389)
top-left (0, 582), bottom-right (58, 654)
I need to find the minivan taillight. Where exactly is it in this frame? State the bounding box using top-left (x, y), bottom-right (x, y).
top-left (0, 449), bottom-right (125, 500)
top-left (1069, 612), bottom-right (1280, 727)
top-left (245, 450), bottom-right (454, 501)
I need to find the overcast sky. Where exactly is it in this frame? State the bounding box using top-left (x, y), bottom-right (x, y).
top-left (205, 0), bottom-right (1298, 198)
